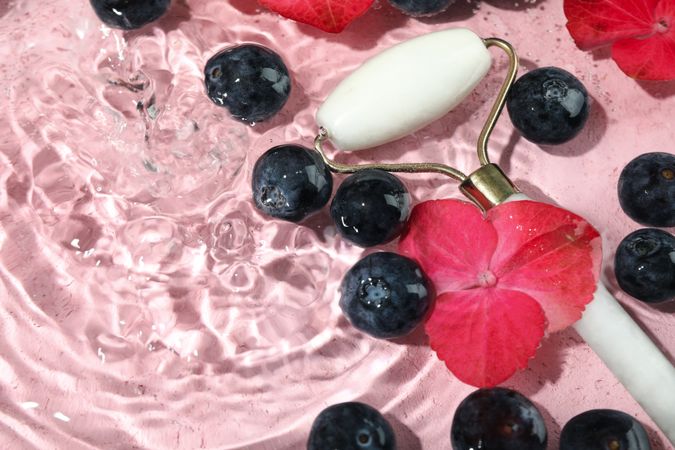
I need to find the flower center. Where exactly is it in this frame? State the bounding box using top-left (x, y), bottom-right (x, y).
top-left (656, 18), bottom-right (670, 33)
top-left (477, 270), bottom-right (498, 287)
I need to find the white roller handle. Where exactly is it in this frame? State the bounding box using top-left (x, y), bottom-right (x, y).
top-left (317, 28), bottom-right (492, 151)
top-left (507, 193), bottom-right (675, 444)
top-left (576, 284), bottom-right (675, 444)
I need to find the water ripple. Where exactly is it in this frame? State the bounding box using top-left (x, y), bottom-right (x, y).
top-left (0, 0), bottom-right (673, 449)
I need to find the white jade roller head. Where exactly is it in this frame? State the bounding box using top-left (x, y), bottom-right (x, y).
top-left (316, 28), bottom-right (492, 151)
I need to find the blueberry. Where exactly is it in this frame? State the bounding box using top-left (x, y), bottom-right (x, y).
top-left (340, 252), bottom-right (431, 339)
top-left (560, 409), bottom-right (651, 450)
top-left (451, 387), bottom-right (547, 450)
top-left (204, 44), bottom-right (290, 123)
top-left (388, 0), bottom-right (454, 16)
top-left (614, 228), bottom-right (675, 303)
top-left (90, 0), bottom-right (171, 30)
top-left (252, 145), bottom-right (333, 222)
top-left (331, 170), bottom-right (410, 247)
top-left (307, 402), bottom-right (396, 450)
top-left (506, 67), bottom-right (590, 145)
top-left (618, 152), bottom-right (675, 227)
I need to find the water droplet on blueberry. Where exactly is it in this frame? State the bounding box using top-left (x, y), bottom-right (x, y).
top-left (358, 278), bottom-right (392, 309)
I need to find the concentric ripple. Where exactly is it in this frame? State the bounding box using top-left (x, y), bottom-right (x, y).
top-left (0, 0), bottom-right (673, 449)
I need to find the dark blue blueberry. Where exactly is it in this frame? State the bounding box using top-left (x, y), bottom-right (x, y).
top-left (618, 152), bottom-right (675, 227)
top-left (307, 402), bottom-right (397, 450)
top-left (204, 44), bottom-right (290, 123)
top-left (90, 0), bottom-right (171, 30)
top-left (506, 67), bottom-right (590, 145)
top-left (614, 228), bottom-right (675, 304)
top-left (331, 170), bottom-right (410, 247)
top-left (252, 145), bottom-right (333, 222)
top-left (340, 252), bottom-right (431, 339)
top-left (560, 409), bottom-right (652, 450)
top-left (388, 0), bottom-right (453, 16)
top-left (451, 388), bottom-right (547, 450)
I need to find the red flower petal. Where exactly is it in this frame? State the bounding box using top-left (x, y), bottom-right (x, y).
top-left (258, 0), bottom-right (374, 33)
top-left (399, 200), bottom-right (497, 292)
top-left (564, 0), bottom-right (675, 80)
top-left (611, 26), bottom-right (675, 80)
top-left (489, 200), bottom-right (602, 332)
top-left (564, 0), bottom-right (658, 49)
top-left (398, 199), bottom-right (602, 386)
top-left (426, 289), bottom-right (546, 387)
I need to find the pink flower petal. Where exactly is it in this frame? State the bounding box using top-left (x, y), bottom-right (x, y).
top-left (258, 0), bottom-right (375, 33)
top-left (611, 28), bottom-right (675, 81)
top-left (489, 201), bottom-right (602, 332)
top-left (426, 289), bottom-right (547, 387)
top-left (564, 0), bottom-right (658, 50)
top-left (399, 200), bottom-right (497, 293)
top-left (400, 199), bottom-right (602, 385)
top-left (564, 0), bottom-right (675, 80)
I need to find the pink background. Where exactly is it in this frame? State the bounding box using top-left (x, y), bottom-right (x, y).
top-left (0, 0), bottom-right (674, 448)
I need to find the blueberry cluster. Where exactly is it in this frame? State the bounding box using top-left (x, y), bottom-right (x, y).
top-left (451, 388), bottom-right (653, 450)
top-left (251, 149), bottom-right (425, 338)
top-left (308, 389), bottom-right (652, 450)
top-left (252, 152), bottom-right (411, 248)
top-left (250, 141), bottom-right (427, 338)
top-left (615, 152), bottom-right (675, 304)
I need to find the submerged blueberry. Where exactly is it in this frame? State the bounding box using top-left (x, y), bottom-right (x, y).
top-left (506, 67), bottom-right (590, 145)
top-left (560, 409), bottom-right (651, 450)
top-left (307, 402), bottom-right (396, 450)
top-left (340, 252), bottom-right (431, 339)
top-left (614, 228), bottom-right (675, 303)
top-left (331, 170), bottom-right (410, 247)
top-left (618, 152), bottom-right (675, 227)
top-left (90, 0), bottom-right (171, 30)
top-left (252, 145), bottom-right (333, 222)
top-left (204, 44), bottom-right (291, 122)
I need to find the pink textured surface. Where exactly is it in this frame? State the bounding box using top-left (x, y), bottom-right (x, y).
top-left (0, 0), bottom-right (673, 449)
